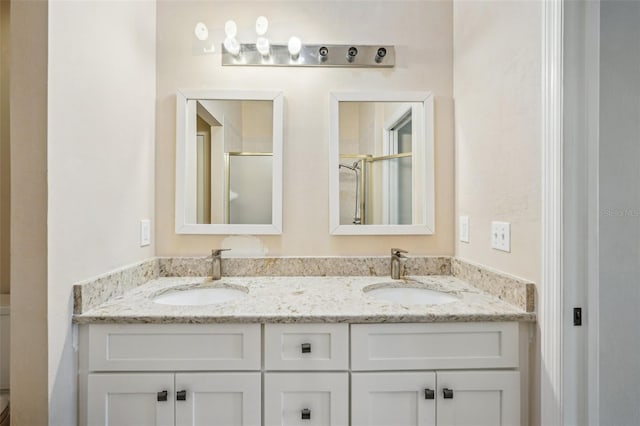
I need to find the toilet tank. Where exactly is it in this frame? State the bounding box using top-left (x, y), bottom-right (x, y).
top-left (0, 294), bottom-right (8, 391)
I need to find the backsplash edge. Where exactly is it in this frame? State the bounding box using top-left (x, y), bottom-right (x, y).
top-left (451, 257), bottom-right (536, 312)
top-left (73, 258), bottom-right (160, 314)
top-left (157, 256), bottom-right (452, 278)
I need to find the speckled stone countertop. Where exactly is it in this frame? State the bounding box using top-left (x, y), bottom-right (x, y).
top-left (73, 275), bottom-right (535, 324)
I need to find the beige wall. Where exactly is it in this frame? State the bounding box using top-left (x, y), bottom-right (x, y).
top-left (453, 2), bottom-right (541, 425)
top-left (47, 0), bottom-right (156, 424)
top-left (9, 0), bottom-right (49, 424)
top-left (453, 0), bottom-right (541, 284)
top-left (157, 0), bottom-right (455, 257)
top-left (0, 0), bottom-right (10, 295)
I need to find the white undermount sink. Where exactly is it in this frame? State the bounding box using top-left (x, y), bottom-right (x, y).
top-left (153, 285), bottom-right (247, 306)
top-left (364, 283), bottom-right (459, 306)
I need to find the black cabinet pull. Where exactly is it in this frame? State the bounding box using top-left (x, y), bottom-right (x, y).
top-left (301, 343), bottom-right (312, 353)
top-left (157, 390), bottom-right (168, 402)
top-left (176, 390), bottom-right (187, 401)
top-left (443, 388), bottom-right (454, 399)
top-left (424, 388), bottom-right (435, 400)
top-left (301, 408), bottom-right (311, 420)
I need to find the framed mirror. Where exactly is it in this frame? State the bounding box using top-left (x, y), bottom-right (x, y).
top-left (329, 91), bottom-right (434, 235)
top-left (175, 90), bottom-right (283, 234)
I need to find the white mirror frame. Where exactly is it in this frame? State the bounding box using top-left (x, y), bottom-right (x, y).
top-left (329, 91), bottom-right (435, 235)
top-left (175, 89), bottom-right (284, 234)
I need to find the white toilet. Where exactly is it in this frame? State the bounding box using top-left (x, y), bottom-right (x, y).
top-left (0, 294), bottom-right (9, 426)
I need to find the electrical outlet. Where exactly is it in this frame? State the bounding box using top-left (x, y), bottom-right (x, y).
top-left (140, 219), bottom-right (151, 247)
top-left (459, 215), bottom-right (470, 243)
top-left (491, 221), bottom-right (510, 252)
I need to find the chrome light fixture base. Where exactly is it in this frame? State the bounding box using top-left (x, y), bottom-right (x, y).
top-left (222, 44), bottom-right (395, 68)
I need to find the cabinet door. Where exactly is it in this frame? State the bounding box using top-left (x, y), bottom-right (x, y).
top-left (351, 372), bottom-right (436, 426)
top-left (87, 373), bottom-right (174, 426)
top-left (436, 371), bottom-right (520, 426)
top-left (264, 372), bottom-right (348, 426)
top-left (175, 372), bottom-right (261, 426)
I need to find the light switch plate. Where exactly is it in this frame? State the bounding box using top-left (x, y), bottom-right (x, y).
top-left (140, 219), bottom-right (151, 247)
top-left (459, 215), bottom-right (470, 243)
top-left (491, 221), bottom-right (510, 252)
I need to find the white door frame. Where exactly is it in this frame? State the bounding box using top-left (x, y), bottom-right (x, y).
top-left (543, 0), bottom-right (600, 425)
top-left (540, 0), bottom-right (564, 425)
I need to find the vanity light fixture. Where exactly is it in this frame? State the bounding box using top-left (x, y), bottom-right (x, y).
top-left (223, 20), bottom-right (241, 57)
top-left (255, 16), bottom-right (270, 57)
top-left (219, 16), bottom-right (394, 67)
top-left (288, 36), bottom-right (302, 60)
top-left (256, 37), bottom-right (270, 57)
top-left (222, 43), bottom-right (395, 67)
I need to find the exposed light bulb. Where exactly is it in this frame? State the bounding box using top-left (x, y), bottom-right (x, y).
top-left (194, 22), bottom-right (209, 41)
top-left (255, 16), bottom-right (269, 36)
top-left (256, 36), bottom-right (270, 56)
top-left (224, 37), bottom-right (241, 56)
top-left (224, 20), bottom-right (237, 38)
top-left (288, 36), bottom-right (302, 57)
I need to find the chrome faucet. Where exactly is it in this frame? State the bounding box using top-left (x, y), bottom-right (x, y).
top-left (210, 249), bottom-right (231, 280)
top-left (390, 248), bottom-right (408, 280)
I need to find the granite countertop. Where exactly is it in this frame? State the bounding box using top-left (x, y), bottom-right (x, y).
top-left (73, 275), bottom-right (535, 324)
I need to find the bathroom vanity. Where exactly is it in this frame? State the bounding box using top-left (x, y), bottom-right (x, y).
top-left (74, 274), bottom-right (534, 426)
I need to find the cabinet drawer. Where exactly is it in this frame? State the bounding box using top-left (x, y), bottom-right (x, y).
top-left (264, 323), bottom-right (348, 370)
top-left (87, 323), bottom-right (261, 371)
top-left (264, 372), bottom-right (349, 426)
top-left (351, 322), bottom-right (518, 370)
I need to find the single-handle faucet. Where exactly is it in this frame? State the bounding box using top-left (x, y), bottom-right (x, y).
top-left (210, 249), bottom-right (231, 281)
top-left (390, 248), bottom-right (408, 280)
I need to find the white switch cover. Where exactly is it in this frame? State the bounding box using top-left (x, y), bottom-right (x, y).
top-left (140, 219), bottom-right (151, 247)
top-left (459, 215), bottom-right (470, 243)
top-left (491, 221), bottom-right (510, 252)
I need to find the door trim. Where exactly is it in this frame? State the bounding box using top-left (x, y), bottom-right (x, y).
top-left (541, 0), bottom-right (564, 425)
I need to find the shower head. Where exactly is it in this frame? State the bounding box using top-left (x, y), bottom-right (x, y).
top-left (339, 160), bottom-right (362, 171)
top-left (339, 162), bottom-right (356, 171)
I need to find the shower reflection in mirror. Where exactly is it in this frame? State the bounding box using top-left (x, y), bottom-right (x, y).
top-left (329, 91), bottom-right (434, 235)
top-left (338, 102), bottom-right (414, 225)
top-left (189, 99), bottom-right (273, 225)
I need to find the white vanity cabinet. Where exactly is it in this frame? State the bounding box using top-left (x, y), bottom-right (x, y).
top-left (87, 373), bottom-right (175, 426)
top-left (263, 324), bottom-right (350, 426)
top-left (351, 370), bottom-right (519, 426)
top-left (87, 372), bottom-right (261, 426)
top-left (351, 322), bottom-right (522, 426)
top-left (434, 370), bottom-right (520, 426)
top-left (79, 321), bottom-right (526, 426)
top-left (79, 324), bottom-right (262, 426)
top-left (351, 372), bottom-right (437, 426)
